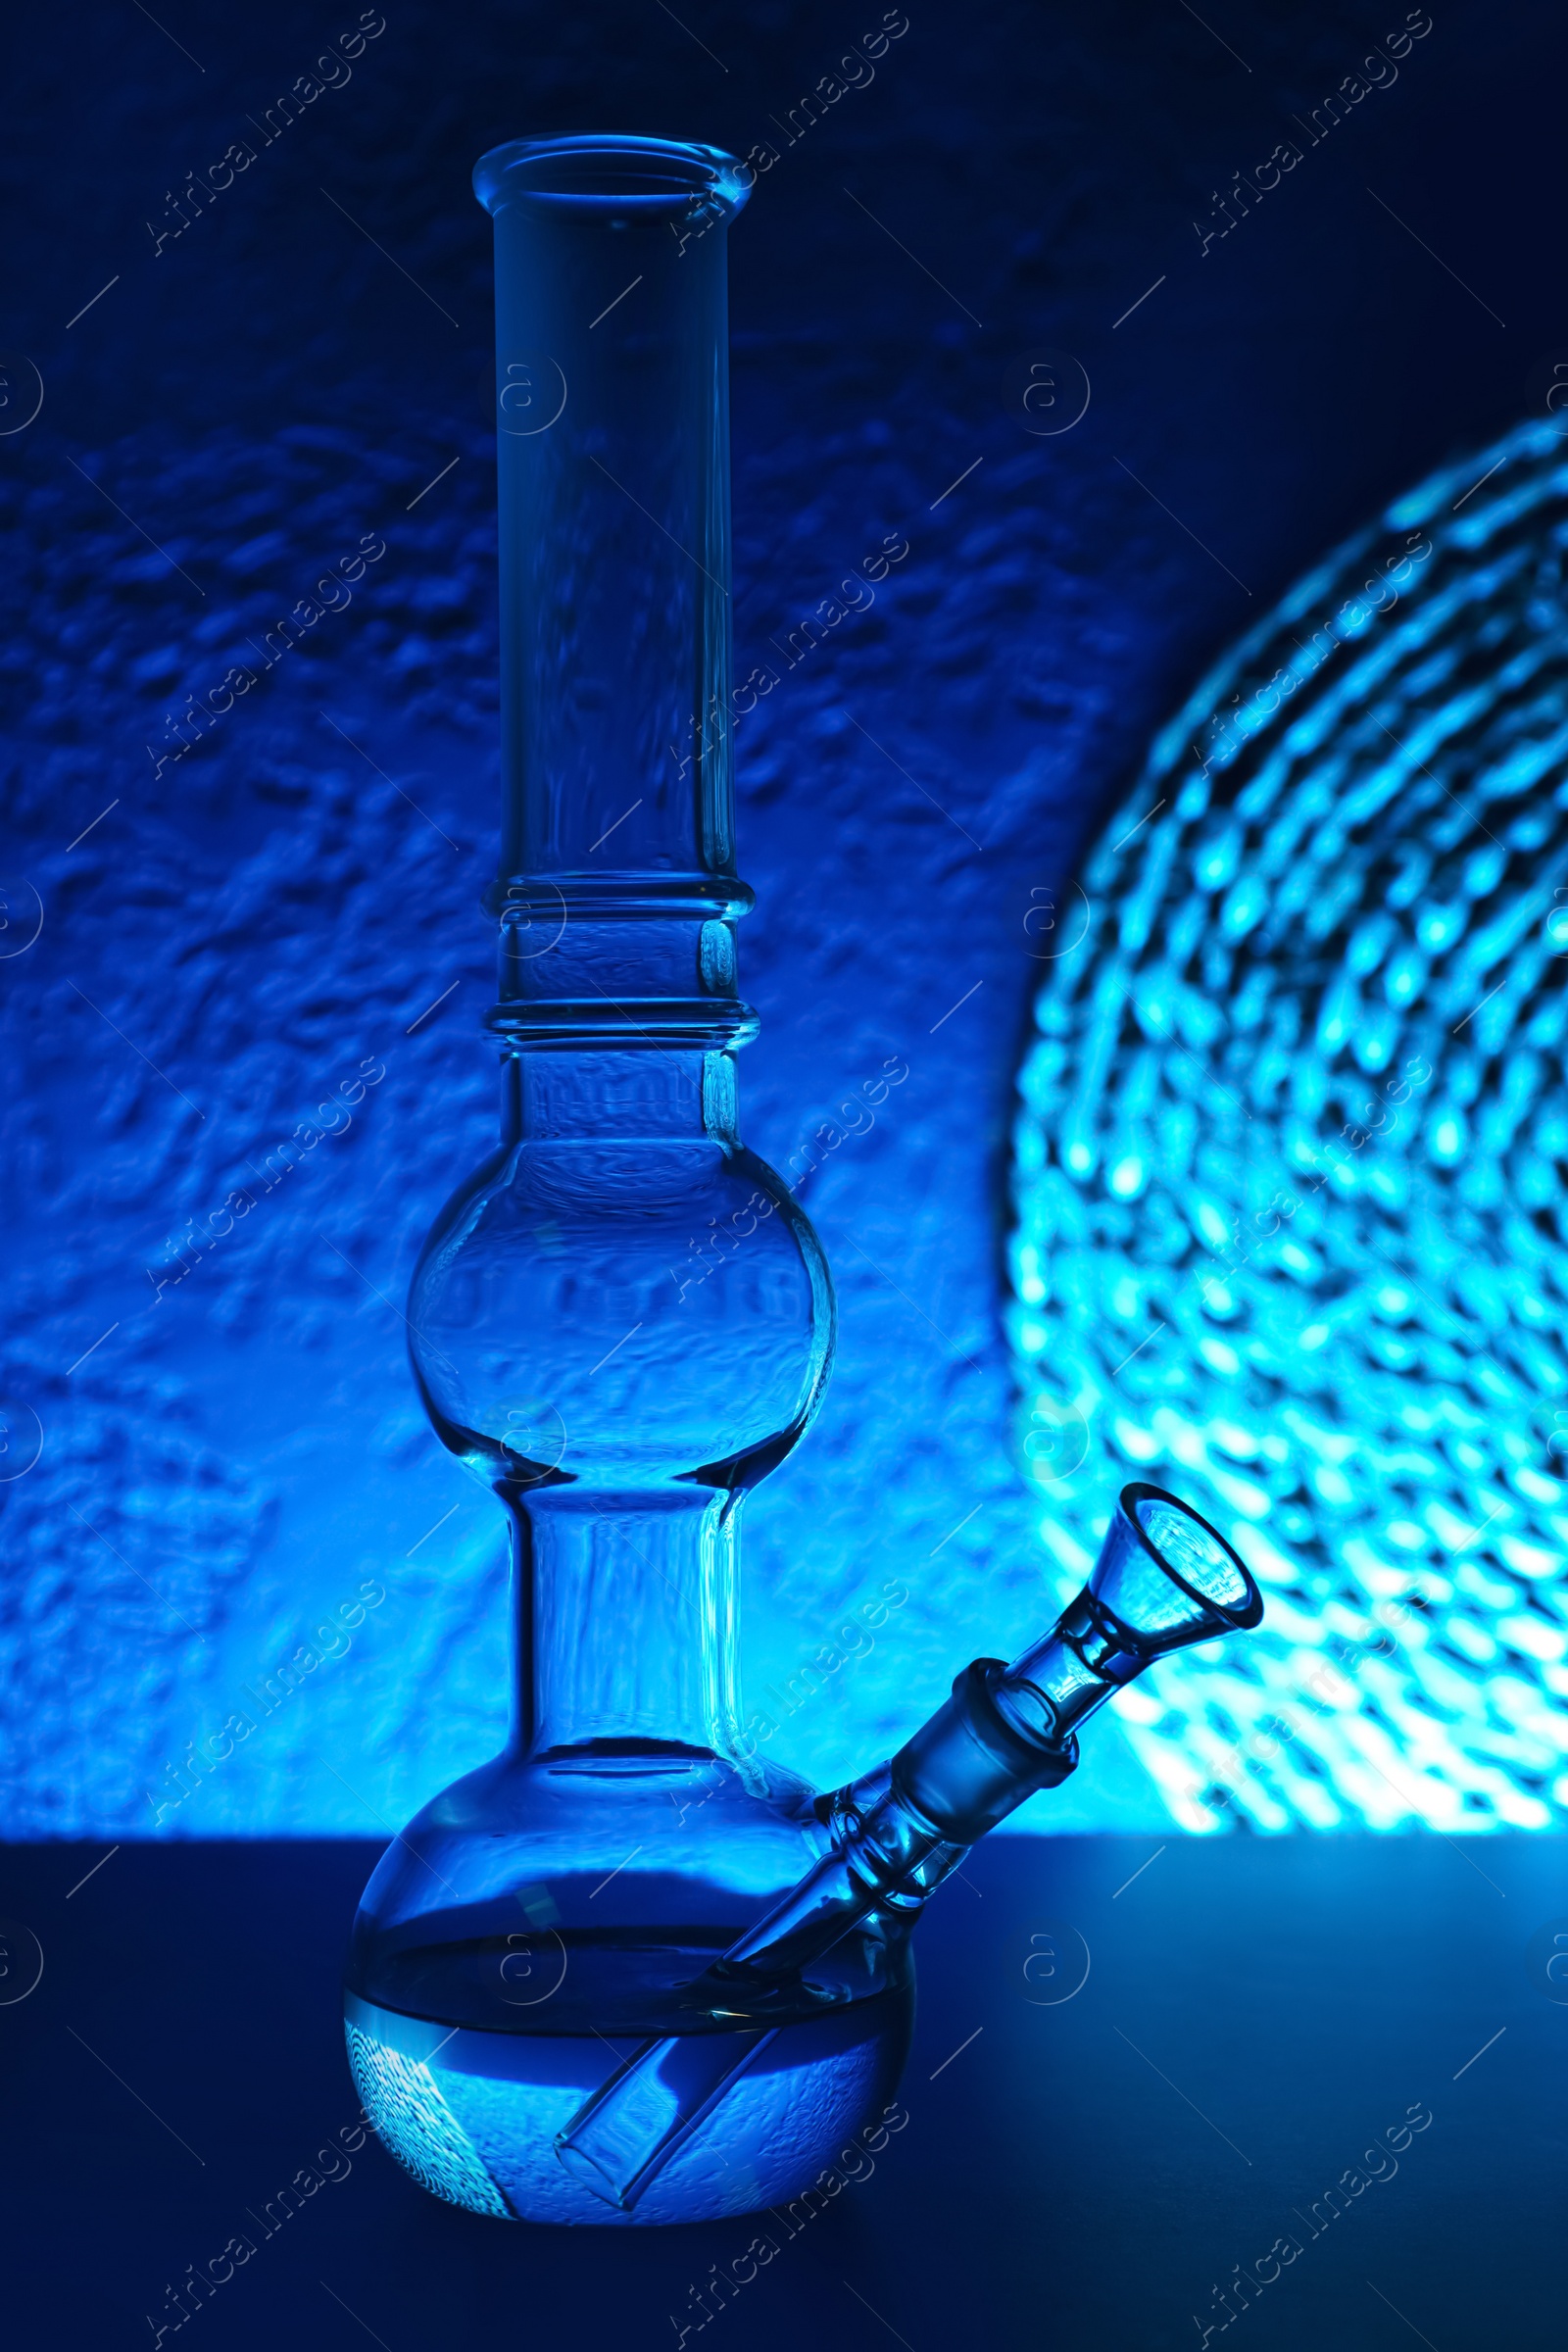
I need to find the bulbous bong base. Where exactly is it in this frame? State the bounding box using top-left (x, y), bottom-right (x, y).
top-left (343, 1747), bottom-right (913, 2224)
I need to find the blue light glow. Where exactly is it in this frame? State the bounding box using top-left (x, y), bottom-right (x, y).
top-left (1009, 417), bottom-right (1568, 1835)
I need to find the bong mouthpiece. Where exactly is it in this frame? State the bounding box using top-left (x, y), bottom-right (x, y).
top-left (555, 1485), bottom-right (1262, 2208)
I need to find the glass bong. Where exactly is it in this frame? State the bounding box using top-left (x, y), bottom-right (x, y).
top-left (342, 134), bottom-right (1265, 2227)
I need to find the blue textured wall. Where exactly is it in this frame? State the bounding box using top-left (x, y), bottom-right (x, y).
top-left (4, 0), bottom-right (1564, 1834)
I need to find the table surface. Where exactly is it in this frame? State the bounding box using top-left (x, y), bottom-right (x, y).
top-left (2, 1833), bottom-right (1560, 2350)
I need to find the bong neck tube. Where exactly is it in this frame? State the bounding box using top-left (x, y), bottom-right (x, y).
top-left (474, 134), bottom-right (757, 1049)
top-left (506, 1486), bottom-right (741, 1758)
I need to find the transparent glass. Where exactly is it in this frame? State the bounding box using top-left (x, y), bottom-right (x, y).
top-left (343, 133), bottom-right (912, 2227)
top-left (555, 1486), bottom-right (1264, 2210)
